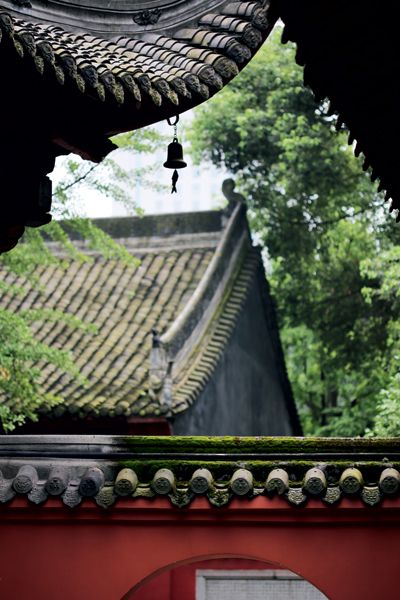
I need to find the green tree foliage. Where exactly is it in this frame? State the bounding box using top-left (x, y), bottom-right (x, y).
top-left (188, 28), bottom-right (400, 436)
top-left (0, 128), bottom-right (164, 432)
top-left (0, 309), bottom-right (94, 431)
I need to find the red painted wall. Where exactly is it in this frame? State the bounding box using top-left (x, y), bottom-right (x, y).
top-left (1, 495), bottom-right (400, 600)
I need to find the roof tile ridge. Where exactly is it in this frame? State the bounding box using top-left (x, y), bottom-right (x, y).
top-left (1, 452), bottom-right (400, 509)
top-left (53, 247), bottom-right (211, 419)
top-left (142, 32), bottom-right (239, 81)
top-left (4, 13), bottom-right (162, 108)
top-left (160, 202), bottom-right (245, 351)
top-left (45, 259), bottom-right (133, 403)
top-left (90, 250), bottom-right (195, 412)
top-left (37, 27), bottom-right (152, 103)
top-left (141, 250), bottom-right (216, 408)
top-left (119, 236), bottom-right (220, 255)
top-left (172, 247), bottom-right (260, 410)
top-left (35, 259), bottom-right (109, 397)
top-left (124, 249), bottom-right (214, 419)
top-left (51, 254), bottom-right (163, 416)
top-left (15, 18), bottom-right (211, 105)
top-left (124, 39), bottom-right (221, 93)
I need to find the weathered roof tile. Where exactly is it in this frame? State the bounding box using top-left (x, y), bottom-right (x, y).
top-left (1, 435), bottom-right (400, 509)
top-left (1, 207), bottom-right (260, 420)
top-left (0, 0), bottom-right (276, 140)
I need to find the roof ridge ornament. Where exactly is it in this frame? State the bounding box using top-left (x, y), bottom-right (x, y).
top-left (222, 178), bottom-right (246, 209)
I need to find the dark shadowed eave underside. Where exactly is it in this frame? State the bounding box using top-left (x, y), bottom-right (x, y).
top-left (1, 435), bottom-right (400, 508)
top-left (0, 0), bottom-right (275, 252)
top-left (1, 0), bottom-right (399, 255)
top-left (0, 0), bottom-right (275, 143)
top-left (1, 0), bottom-right (397, 209)
top-left (273, 0), bottom-right (400, 216)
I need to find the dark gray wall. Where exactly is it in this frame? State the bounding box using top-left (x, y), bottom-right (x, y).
top-left (172, 276), bottom-right (298, 436)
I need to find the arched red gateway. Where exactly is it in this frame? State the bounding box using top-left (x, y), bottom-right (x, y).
top-left (1, 435), bottom-right (400, 600)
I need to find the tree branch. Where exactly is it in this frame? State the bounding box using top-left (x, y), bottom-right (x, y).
top-left (53, 163), bottom-right (100, 197)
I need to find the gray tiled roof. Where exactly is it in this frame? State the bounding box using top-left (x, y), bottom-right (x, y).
top-left (0, 205), bottom-right (270, 420)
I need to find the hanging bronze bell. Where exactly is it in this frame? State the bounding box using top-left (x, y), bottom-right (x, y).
top-left (163, 138), bottom-right (187, 170)
top-left (164, 115), bottom-right (187, 193)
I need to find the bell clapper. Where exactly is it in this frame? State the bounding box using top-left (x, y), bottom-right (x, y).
top-left (163, 115), bottom-right (187, 193)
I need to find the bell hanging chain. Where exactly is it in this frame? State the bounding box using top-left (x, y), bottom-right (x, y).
top-left (163, 115), bottom-right (187, 193)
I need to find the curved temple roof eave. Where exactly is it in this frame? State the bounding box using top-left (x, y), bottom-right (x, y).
top-left (1, 0), bottom-right (399, 257)
top-left (0, 0), bottom-right (277, 142)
